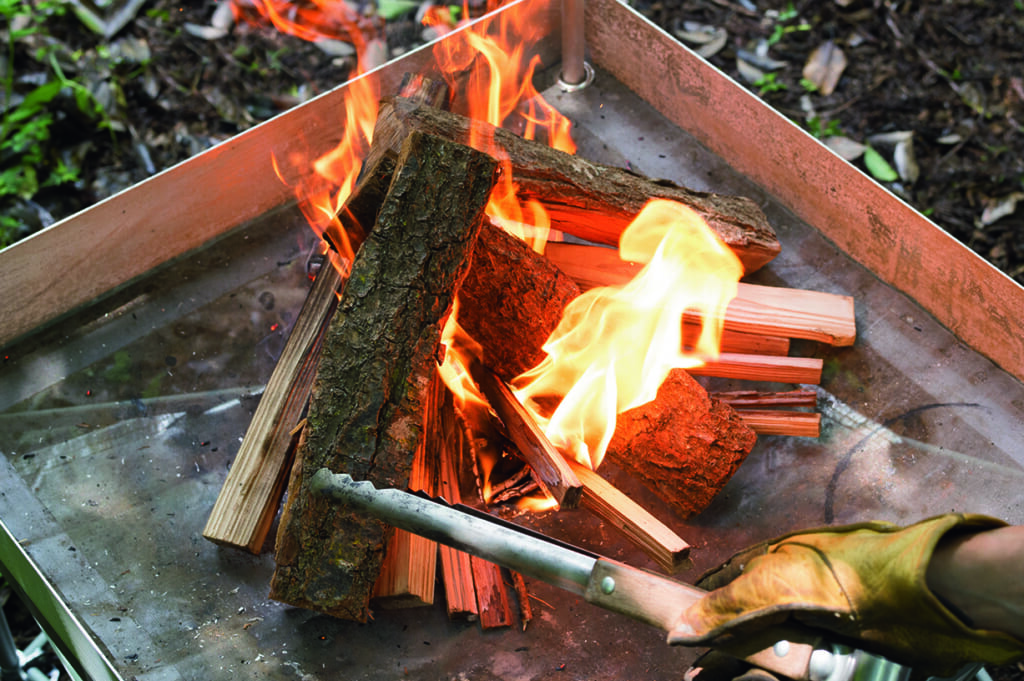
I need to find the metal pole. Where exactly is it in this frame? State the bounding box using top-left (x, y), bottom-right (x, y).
top-left (558, 0), bottom-right (594, 90)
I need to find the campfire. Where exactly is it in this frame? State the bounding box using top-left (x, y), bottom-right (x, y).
top-left (203, 0), bottom-right (855, 627)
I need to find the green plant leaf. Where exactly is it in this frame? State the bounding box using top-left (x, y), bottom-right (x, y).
top-left (377, 0), bottom-right (419, 20)
top-left (864, 146), bottom-right (899, 182)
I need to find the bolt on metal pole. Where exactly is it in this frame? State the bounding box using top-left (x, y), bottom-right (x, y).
top-left (558, 0), bottom-right (594, 90)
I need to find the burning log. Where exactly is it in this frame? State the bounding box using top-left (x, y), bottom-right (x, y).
top-left (458, 221), bottom-right (582, 381)
top-left (606, 369), bottom-right (758, 519)
top-left (366, 96), bottom-right (782, 273)
top-left (466, 358), bottom-right (692, 572)
top-left (268, 130), bottom-right (498, 621)
top-left (202, 78), bottom-right (451, 554)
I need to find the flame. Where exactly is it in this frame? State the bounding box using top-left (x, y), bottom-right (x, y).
top-left (430, 3), bottom-right (574, 253)
top-left (241, 0), bottom-right (383, 270)
top-left (513, 199), bottom-right (744, 470)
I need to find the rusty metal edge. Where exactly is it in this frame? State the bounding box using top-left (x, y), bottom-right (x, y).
top-left (0, 0), bottom-right (561, 351)
top-left (584, 0), bottom-right (1024, 385)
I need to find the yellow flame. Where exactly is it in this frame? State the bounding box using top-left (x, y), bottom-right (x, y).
top-left (513, 199), bottom-right (744, 470)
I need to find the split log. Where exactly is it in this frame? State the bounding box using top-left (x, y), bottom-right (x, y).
top-left (371, 376), bottom-right (440, 608)
top-left (566, 459), bottom-right (691, 574)
top-left (470, 557), bottom-right (513, 629)
top-left (458, 221), bottom-right (582, 381)
top-left (737, 410), bottom-right (821, 437)
top-left (466, 356), bottom-right (582, 509)
top-left (433, 389), bottom-right (480, 621)
top-left (269, 131), bottom-right (498, 621)
top-left (202, 262), bottom-right (341, 552)
top-left (544, 242), bottom-right (856, 346)
top-left (366, 96), bottom-right (781, 273)
top-left (711, 389), bottom-right (817, 408)
top-left (606, 369), bottom-right (757, 519)
top-left (688, 353), bottom-right (823, 384)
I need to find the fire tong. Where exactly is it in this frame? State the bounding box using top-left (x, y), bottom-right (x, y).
top-left (310, 469), bottom-right (984, 681)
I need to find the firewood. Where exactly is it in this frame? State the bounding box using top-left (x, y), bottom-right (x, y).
top-left (432, 380), bottom-right (479, 621)
top-left (736, 410), bottom-right (821, 437)
top-left (470, 558), bottom-right (513, 629)
top-left (458, 221), bottom-right (582, 381)
top-left (466, 359), bottom-right (691, 571)
top-left (711, 389), bottom-right (818, 408)
top-left (366, 96), bottom-right (782, 273)
top-left (566, 459), bottom-right (691, 574)
top-left (688, 353), bottom-right (823, 383)
top-left (202, 262), bottom-right (341, 552)
top-left (511, 572), bottom-right (533, 631)
top-left (544, 242), bottom-right (856, 346)
top-left (466, 356), bottom-right (582, 509)
top-left (606, 369), bottom-right (757, 519)
top-left (202, 80), bottom-right (451, 554)
top-left (371, 374), bottom-right (441, 608)
top-left (268, 131), bottom-right (498, 621)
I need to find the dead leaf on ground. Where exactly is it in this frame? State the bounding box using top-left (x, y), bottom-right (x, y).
top-left (674, 23), bottom-right (728, 59)
top-left (736, 58), bottom-right (765, 85)
top-left (823, 136), bottom-right (866, 161)
top-left (893, 136), bottom-right (919, 184)
top-left (803, 40), bottom-right (848, 95)
top-left (980, 192), bottom-right (1024, 226)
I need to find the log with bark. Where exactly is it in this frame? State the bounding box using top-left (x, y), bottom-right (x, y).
top-left (458, 221), bottom-right (582, 381)
top-left (366, 96), bottom-right (781, 273)
top-left (268, 130), bottom-right (498, 620)
top-left (606, 369), bottom-right (757, 519)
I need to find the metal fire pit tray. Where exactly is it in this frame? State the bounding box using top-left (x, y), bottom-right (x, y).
top-left (2, 0), bottom-right (1023, 679)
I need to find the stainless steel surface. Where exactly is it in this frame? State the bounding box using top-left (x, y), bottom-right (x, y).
top-left (558, 0), bottom-right (587, 87)
top-left (0, 17), bottom-right (1023, 681)
top-left (0, 519), bottom-right (122, 681)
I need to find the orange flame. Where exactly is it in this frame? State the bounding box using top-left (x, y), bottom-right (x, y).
top-left (430, 3), bottom-right (574, 253)
top-left (242, 0), bottom-right (382, 270)
top-left (513, 199), bottom-right (744, 470)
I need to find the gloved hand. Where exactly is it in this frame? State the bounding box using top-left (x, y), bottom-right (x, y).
top-left (670, 514), bottom-right (1024, 677)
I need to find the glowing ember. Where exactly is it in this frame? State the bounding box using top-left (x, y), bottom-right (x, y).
top-left (513, 199), bottom-right (744, 470)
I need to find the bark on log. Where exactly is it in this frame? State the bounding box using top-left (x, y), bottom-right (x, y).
top-left (367, 97), bottom-right (781, 273)
top-left (605, 369), bottom-right (756, 519)
top-left (269, 131), bottom-right (498, 621)
top-left (458, 221), bottom-right (581, 381)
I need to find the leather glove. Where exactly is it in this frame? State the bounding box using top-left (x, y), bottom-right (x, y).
top-left (669, 514), bottom-right (1024, 677)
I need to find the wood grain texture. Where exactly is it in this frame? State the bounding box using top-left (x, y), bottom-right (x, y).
top-left (269, 131), bottom-right (497, 620)
top-left (202, 265), bottom-right (341, 552)
top-left (367, 97), bottom-right (781, 273)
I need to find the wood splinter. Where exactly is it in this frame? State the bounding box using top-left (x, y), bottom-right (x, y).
top-left (469, 359), bottom-right (692, 571)
top-left (466, 356), bottom-right (583, 509)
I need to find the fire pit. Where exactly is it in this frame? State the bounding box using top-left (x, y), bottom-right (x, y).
top-left (2, 0), bottom-right (1024, 679)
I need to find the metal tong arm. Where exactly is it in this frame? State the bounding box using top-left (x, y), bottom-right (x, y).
top-left (311, 470), bottom-right (826, 675)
